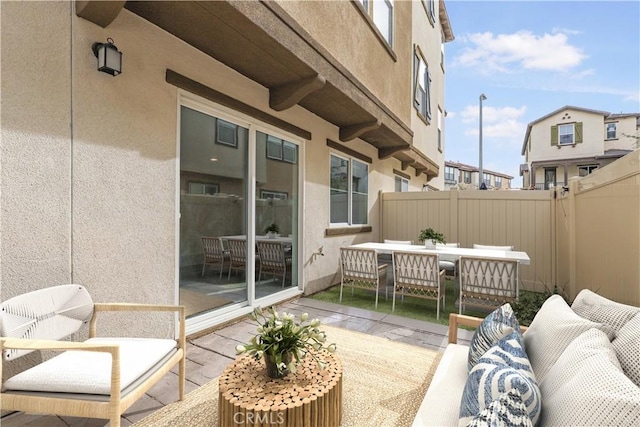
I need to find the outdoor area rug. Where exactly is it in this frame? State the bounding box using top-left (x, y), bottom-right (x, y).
top-left (133, 324), bottom-right (442, 427)
top-left (179, 288), bottom-right (232, 317)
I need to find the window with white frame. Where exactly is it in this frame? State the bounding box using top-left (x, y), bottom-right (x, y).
top-left (483, 173), bottom-right (491, 186)
top-left (495, 176), bottom-right (502, 188)
top-left (444, 166), bottom-right (455, 183)
top-left (440, 32), bottom-right (445, 68)
top-left (464, 171), bottom-right (471, 184)
top-left (606, 123), bottom-right (617, 140)
top-left (578, 164), bottom-right (598, 177)
top-left (413, 49), bottom-right (432, 122)
top-left (266, 135), bottom-right (297, 164)
top-left (372, 0), bottom-right (393, 46)
top-left (330, 154), bottom-right (368, 225)
top-left (558, 123), bottom-right (575, 145)
top-left (394, 175), bottom-right (409, 192)
top-left (423, 0), bottom-right (436, 24)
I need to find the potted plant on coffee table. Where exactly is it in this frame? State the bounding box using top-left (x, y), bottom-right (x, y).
top-left (418, 227), bottom-right (446, 249)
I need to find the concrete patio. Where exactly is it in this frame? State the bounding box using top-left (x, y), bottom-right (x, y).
top-left (0, 297), bottom-right (474, 427)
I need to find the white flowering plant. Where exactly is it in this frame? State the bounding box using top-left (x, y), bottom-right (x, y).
top-left (235, 306), bottom-right (337, 376)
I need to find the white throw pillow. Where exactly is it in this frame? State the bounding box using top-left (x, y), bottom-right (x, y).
top-left (523, 295), bottom-right (614, 381)
top-left (571, 289), bottom-right (639, 332)
top-left (540, 328), bottom-right (640, 427)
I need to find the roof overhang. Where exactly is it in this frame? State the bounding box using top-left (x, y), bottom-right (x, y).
top-left (77, 1), bottom-right (425, 169)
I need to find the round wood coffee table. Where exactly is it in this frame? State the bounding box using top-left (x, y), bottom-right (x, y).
top-left (218, 349), bottom-right (342, 426)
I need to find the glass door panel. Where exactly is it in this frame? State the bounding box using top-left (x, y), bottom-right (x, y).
top-left (179, 106), bottom-right (248, 317)
top-left (254, 131), bottom-right (299, 298)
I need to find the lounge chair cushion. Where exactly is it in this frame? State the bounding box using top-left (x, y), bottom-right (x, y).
top-left (3, 337), bottom-right (177, 395)
top-left (466, 389), bottom-right (532, 427)
top-left (571, 289), bottom-right (640, 332)
top-left (523, 295), bottom-right (614, 382)
top-left (540, 328), bottom-right (640, 426)
top-left (467, 303), bottom-right (520, 371)
top-left (612, 313), bottom-right (640, 387)
top-left (459, 332), bottom-right (541, 427)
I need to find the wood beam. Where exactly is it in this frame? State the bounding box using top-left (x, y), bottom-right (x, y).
top-left (75, 1), bottom-right (126, 28)
top-left (378, 146), bottom-right (407, 160)
top-left (269, 74), bottom-right (326, 111)
top-left (339, 120), bottom-right (381, 142)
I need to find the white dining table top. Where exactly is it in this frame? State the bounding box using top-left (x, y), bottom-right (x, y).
top-left (222, 235), bottom-right (293, 244)
top-left (349, 242), bottom-right (530, 265)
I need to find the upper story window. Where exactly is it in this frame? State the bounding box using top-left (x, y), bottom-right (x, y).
top-left (358, 0), bottom-right (394, 46)
top-left (552, 122), bottom-right (583, 146)
top-left (444, 166), bottom-right (455, 183)
top-left (330, 154), bottom-right (368, 225)
top-left (440, 32), bottom-right (445, 69)
top-left (437, 108), bottom-right (443, 151)
top-left (464, 171), bottom-right (471, 184)
top-left (413, 48), bottom-right (432, 122)
top-left (394, 175), bottom-right (409, 192)
top-left (495, 176), bottom-right (502, 188)
top-left (266, 135), bottom-right (297, 164)
top-left (483, 173), bottom-right (491, 186)
top-left (423, 0), bottom-right (436, 25)
top-left (606, 123), bottom-right (617, 140)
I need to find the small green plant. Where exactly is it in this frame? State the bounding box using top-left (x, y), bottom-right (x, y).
top-left (512, 282), bottom-right (570, 326)
top-left (418, 228), bottom-right (446, 244)
top-left (264, 223), bottom-right (280, 234)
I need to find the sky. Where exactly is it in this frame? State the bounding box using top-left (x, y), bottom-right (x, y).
top-left (442, 0), bottom-right (640, 185)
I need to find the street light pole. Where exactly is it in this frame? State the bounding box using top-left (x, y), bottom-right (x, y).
top-left (479, 93), bottom-right (487, 190)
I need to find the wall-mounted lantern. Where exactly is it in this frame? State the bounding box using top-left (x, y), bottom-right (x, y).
top-left (91, 38), bottom-right (122, 76)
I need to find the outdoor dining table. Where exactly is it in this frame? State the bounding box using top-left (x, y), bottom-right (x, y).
top-left (348, 242), bottom-right (530, 265)
top-left (221, 234), bottom-right (293, 244)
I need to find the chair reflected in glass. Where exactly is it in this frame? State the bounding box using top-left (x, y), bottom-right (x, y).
top-left (459, 256), bottom-right (519, 314)
top-left (392, 251), bottom-right (446, 320)
top-left (339, 248), bottom-right (387, 308)
top-left (256, 241), bottom-right (292, 288)
top-left (201, 237), bottom-right (230, 279)
top-left (226, 238), bottom-right (249, 279)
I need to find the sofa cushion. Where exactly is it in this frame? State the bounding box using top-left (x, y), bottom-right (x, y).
top-left (459, 332), bottom-right (540, 427)
top-left (612, 312), bottom-right (640, 388)
top-left (466, 389), bottom-right (533, 427)
top-left (540, 328), bottom-right (640, 426)
top-left (468, 303), bottom-right (520, 371)
top-left (523, 294), bottom-right (614, 382)
top-left (412, 343), bottom-right (469, 427)
top-left (571, 289), bottom-right (639, 332)
top-left (3, 337), bottom-right (177, 395)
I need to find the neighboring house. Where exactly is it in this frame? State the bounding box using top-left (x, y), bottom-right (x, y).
top-left (521, 106), bottom-right (639, 190)
top-left (444, 161), bottom-right (513, 190)
top-left (1, 1), bottom-right (454, 335)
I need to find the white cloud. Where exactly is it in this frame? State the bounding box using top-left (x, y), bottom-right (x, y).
top-left (453, 30), bottom-right (587, 73)
top-left (459, 105), bottom-right (527, 146)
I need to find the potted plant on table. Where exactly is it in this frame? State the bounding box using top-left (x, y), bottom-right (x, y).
top-left (235, 306), bottom-right (337, 378)
top-left (418, 227), bottom-right (446, 249)
top-left (264, 223), bottom-right (280, 238)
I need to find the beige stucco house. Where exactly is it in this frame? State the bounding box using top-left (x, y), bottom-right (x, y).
top-left (1, 1), bottom-right (454, 335)
top-left (520, 106), bottom-right (639, 190)
top-left (443, 161), bottom-right (513, 190)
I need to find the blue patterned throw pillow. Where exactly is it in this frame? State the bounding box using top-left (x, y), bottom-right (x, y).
top-left (466, 389), bottom-right (533, 427)
top-left (468, 303), bottom-right (521, 371)
top-left (459, 332), bottom-right (541, 427)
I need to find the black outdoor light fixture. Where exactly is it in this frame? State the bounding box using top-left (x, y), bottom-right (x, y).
top-left (92, 38), bottom-right (122, 76)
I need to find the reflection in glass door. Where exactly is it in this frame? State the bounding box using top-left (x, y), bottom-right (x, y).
top-left (179, 105), bottom-right (249, 317)
top-left (254, 131), bottom-right (299, 298)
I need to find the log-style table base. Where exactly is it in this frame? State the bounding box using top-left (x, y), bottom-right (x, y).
top-left (218, 349), bottom-right (342, 426)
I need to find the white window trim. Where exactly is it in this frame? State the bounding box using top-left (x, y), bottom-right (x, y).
top-left (329, 153), bottom-right (369, 226)
top-left (558, 123), bottom-right (575, 145)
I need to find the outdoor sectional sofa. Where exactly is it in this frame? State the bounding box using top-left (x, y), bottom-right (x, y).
top-left (413, 289), bottom-right (640, 426)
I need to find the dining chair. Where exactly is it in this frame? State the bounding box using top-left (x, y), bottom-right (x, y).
top-left (472, 244), bottom-right (514, 251)
top-left (256, 241), bottom-right (292, 288)
top-left (378, 240), bottom-right (414, 293)
top-left (227, 238), bottom-right (249, 279)
top-left (435, 242), bottom-right (461, 285)
top-left (340, 248), bottom-right (387, 308)
top-left (392, 251), bottom-right (446, 319)
top-left (458, 256), bottom-right (519, 314)
top-left (201, 236), bottom-right (230, 279)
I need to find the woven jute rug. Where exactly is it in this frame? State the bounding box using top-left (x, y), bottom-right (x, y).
top-left (134, 324), bottom-right (442, 427)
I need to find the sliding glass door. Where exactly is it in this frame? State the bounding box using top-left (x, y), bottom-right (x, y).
top-left (178, 97), bottom-right (301, 322)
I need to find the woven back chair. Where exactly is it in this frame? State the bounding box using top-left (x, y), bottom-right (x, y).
top-left (435, 242), bottom-right (461, 285)
top-left (257, 241), bottom-right (292, 288)
top-left (201, 236), bottom-right (230, 278)
top-left (226, 238), bottom-right (249, 279)
top-left (339, 247), bottom-right (387, 308)
top-left (392, 251), bottom-right (446, 319)
top-left (459, 256), bottom-right (519, 314)
top-left (0, 285), bottom-right (185, 427)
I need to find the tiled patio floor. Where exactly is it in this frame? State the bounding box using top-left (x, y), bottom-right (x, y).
top-left (1, 297), bottom-right (474, 427)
